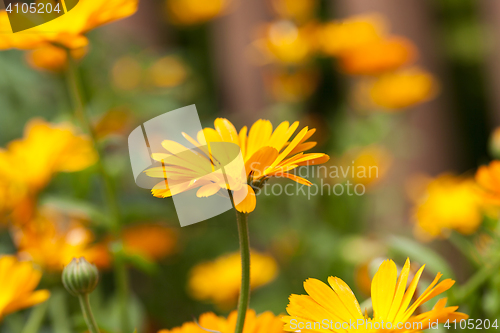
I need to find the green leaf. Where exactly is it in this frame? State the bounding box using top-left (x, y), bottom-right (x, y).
top-left (388, 236), bottom-right (455, 279)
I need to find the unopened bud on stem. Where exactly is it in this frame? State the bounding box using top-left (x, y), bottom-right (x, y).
top-left (62, 257), bottom-right (99, 297)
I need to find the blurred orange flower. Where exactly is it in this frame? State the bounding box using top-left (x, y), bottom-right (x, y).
top-left (476, 160), bottom-right (500, 206)
top-left (270, 0), bottom-right (317, 24)
top-left (121, 223), bottom-right (177, 261)
top-left (188, 250), bottom-right (278, 309)
top-left (166, 0), bottom-right (230, 25)
top-left (0, 256), bottom-right (50, 319)
top-left (158, 309), bottom-right (285, 333)
top-left (413, 174), bottom-right (484, 239)
top-left (94, 108), bottom-right (135, 140)
top-left (0, 0), bottom-right (138, 50)
top-left (369, 67), bottom-right (437, 110)
top-left (25, 44), bottom-right (87, 72)
top-left (148, 56), bottom-right (188, 88)
top-left (339, 145), bottom-right (392, 187)
top-left (0, 119), bottom-right (96, 192)
top-left (339, 37), bottom-right (416, 75)
top-left (256, 21), bottom-right (317, 65)
top-left (13, 207), bottom-right (110, 271)
top-left (265, 67), bottom-right (318, 102)
top-left (318, 14), bottom-right (385, 56)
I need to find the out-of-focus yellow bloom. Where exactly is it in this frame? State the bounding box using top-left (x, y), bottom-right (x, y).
top-left (476, 160), bottom-right (500, 206)
top-left (255, 20), bottom-right (317, 65)
top-left (270, 0), bottom-right (317, 24)
top-left (25, 44), bottom-right (87, 72)
top-left (339, 37), bottom-right (416, 75)
top-left (339, 145), bottom-right (392, 187)
top-left (166, 0), bottom-right (230, 25)
top-left (112, 56), bottom-right (143, 91)
top-left (318, 15), bottom-right (385, 56)
top-left (0, 119), bottom-right (97, 193)
top-left (0, 256), bottom-right (50, 319)
top-left (13, 208), bottom-right (111, 271)
top-left (413, 174), bottom-right (483, 239)
top-left (283, 258), bottom-right (467, 332)
top-left (94, 108), bottom-right (135, 140)
top-left (148, 56), bottom-right (188, 88)
top-left (145, 118), bottom-right (329, 213)
top-left (0, 0), bottom-right (138, 50)
top-left (265, 67), bottom-right (318, 102)
top-left (121, 223), bottom-right (177, 261)
top-left (188, 251), bottom-right (278, 309)
top-left (158, 309), bottom-right (285, 333)
top-left (369, 67), bottom-right (437, 110)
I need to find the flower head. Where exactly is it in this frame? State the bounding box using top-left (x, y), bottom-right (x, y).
top-left (0, 119), bottom-right (96, 193)
top-left (413, 174), bottom-right (484, 239)
top-left (476, 160), bottom-right (500, 207)
top-left (166, 0), bottom-right (230, 25)
top-left (369, 67), bottom-right (437, 110)
top-left (256, 21), bottom-right (317, 65)
top-left (121, 223), bottom-right (177, 261)
top-left (158, 309), bottom-right (285, 333)
top-left (283, 258), bottom-right (467, 332)
top-left (0, 256), bottom-right (50, 319)
top-left (0, 0), bottom-right (138, 50)
top-left (145, 118), bottom-right (329, 213)
top-left (318, 15), bottom-right (385, 56)
top-left (188, 250), bottom-right (278, 309)
top-left (25, 44), bottom-right (87, 72)
top-left (339, 37), bottom-right (416, 75)
top-left (14, 207), bottom-right (110, 271)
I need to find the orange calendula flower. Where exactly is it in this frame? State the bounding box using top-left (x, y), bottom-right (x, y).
top-left (476, 160), bottom-right (500, 207)
top-left (145, 118), bottom-right (329, 213)
top-left (270, 0), bottom-right (317, 24)
top-left (121, 223), bottom-right (177, 261)
top-left (369, 67), bottom-right (437, 110)
top-left (25, 44), bottom-right (87, 72)
top-left (13, 207), bottom-right (111, 271)
top-left (318, 15), bottom-right (385, 56)
top-left (256, 20), bottom-right (317, 65)
top-left (283, 258), bottom-right (467, 332)
top-left (158, 309), bottom-right (285, 333)
top-left (188, 251), bottom-right (278, 309)
top-left (413, 174), bottom-right (484, 239)
top-left (0, 256), bottom-right (50, 319)
top-left (265, 67), bottom-right (319, 102)
top-left (339, 145), bottom-right (392, 187)
top-left (339, 37), bottom-right (417, 75)
top-left (0, 119), bottom-right (97, 193)
top-left (166, 0), bottom-right (230, 25)
top-left (148, 56), bottom-right (189, 88)
top-left (0, 0), bottom-right (138, 50)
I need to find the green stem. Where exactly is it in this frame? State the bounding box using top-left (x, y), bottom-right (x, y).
top-left (20, 301), bottom-right (49, 333)
top-left (65, 49), bottom-right (120, 233)
top-left (65, 49), bottom-right (130, 333)
top-left (77, 294), bottom-right (100, 333)
top-left (234, 211), bottom-right (251, 333)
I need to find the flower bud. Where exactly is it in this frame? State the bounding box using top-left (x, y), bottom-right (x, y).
top-left (62, 257), bottom-right (99, 297)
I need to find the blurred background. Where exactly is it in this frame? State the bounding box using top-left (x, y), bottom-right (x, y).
top-left (0, 0), bottom-right (499, 331)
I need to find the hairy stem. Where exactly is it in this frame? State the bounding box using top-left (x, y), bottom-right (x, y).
top-left (234, 211), bottom-right (250, 333)
top-left (78, 294), bottom-right (100, 333)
